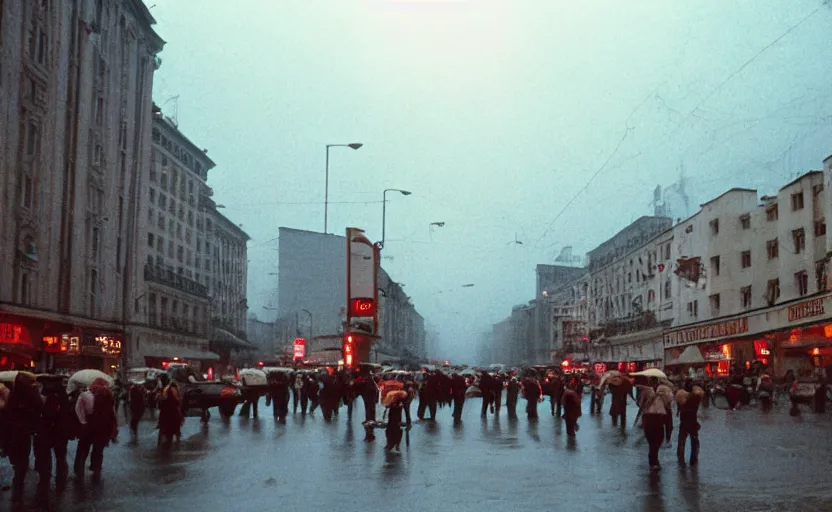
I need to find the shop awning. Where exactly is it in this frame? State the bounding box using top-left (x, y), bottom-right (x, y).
top-left (667, 345), bottom-right (705, 366)
top-left (0, 304), bottom-right (123, 332)
top-left (211, 328), bottom-right (258, 351)
top-left (143, 345), bottom-right (220, 361)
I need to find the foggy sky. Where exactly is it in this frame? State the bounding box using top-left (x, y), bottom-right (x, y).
top-left (147, 0), bottom-right (832, 363)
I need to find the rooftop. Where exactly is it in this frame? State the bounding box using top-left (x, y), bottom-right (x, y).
top-left (699, 188), bottom-right (757, 208)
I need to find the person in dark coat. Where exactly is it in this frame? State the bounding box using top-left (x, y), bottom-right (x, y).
top-left (4, 372), bottom-right (43, 503)
top-left (305, 375), bottom-right (320, 416)
top-left (506, 376), bottom-right (521, 419)
top-left (608, 377), bottom-right (635, 427)
top-left (384, 393), bottom-right (406, 452)
top-left (562, 380), bottom-right (582, 436)
top-left (267, 371), bottom-right (291, 423)
top-left (361, 373), bottom-right (380, 442)
top-left (676, 378), bottom-right (703, 466)
top-left (34, 376), bottom-right (74, 491)
top-left (544, 373), bottom-right (564, 417)
top-left (156, 378), bottom-right (183, 447)
top-left (450, 372), bottom-right (467, 423)
top-left (319, 372), bottom-right (339, 421)
top-left (417, 370), bottom-right (438, 421)
top-left (74, 378), bottom-right (118, 480)
top-left (522, 375), bottom-right (542, 421)
top-left (479, 371), bottom-right (496, 418)
top-left (128, 382), bottom-right (146, 441)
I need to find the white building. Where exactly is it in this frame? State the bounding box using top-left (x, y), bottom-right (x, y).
top-left (277, 227), bottom-right (424, 362)
top-left (0, 0), bottom-right (162, 372)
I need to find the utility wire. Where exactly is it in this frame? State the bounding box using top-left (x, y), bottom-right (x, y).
top-left (532, 2), bottom-right (827, 249)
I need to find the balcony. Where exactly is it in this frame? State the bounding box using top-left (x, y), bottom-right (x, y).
top-left (144, 263), bottom-right (208, 298)
top-left (597, 311), bottom-right (659, 338)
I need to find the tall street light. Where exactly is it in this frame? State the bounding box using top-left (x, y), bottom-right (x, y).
top-left (324, 143), bottom-right (363, 234)
top-left (381, 188), bottom-right (411, 249)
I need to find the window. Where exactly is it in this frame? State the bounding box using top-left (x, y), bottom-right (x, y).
top-left (710, 219), bottom-right (719, 235)
top-left (710, 256), bottom-right (720, 276)
top-left (196, 238), bottom-right (202, 253)
top-left (167, 240), bottom-right (174, 258)
top-left (791, 192), bottom-right (804, 211)
top-left (766, 204), bottom-right (778, 221)
top-left (160, 170), bottom-right (168, 191)
top-left (21, 175), bottom-right (34, 208)
top-left (148, 208), bottom-right (154, 223)
top-left (89, 270), bottom-right (98, 316)
top-left (627, 272), bottom-right (632, 283)
top-left (815, 260), bottom-right (827, 292)
top-left (20, 273), bottom-right (30, 305)
top-left (687, 300), bottom-right (698, 317)
top-left (157, 236), bottom-right (164, 253)
top-left (188, 180), bottom-right (194, 194)
top-left (148, 294), bottom-right (157, 325)
top-left (195, 272), bottom-right (201, 283)
top-left (147, 233), bottom-right (154, 247)
top-left (168, 219), bottom-right (174, 235)
top-left (156, 255), bottom-right (164, 267)
top-left (792, 228), bottom-right (805, 254)
top-left (158, 194), bottom-right (166, 209)
top-left (186, 249), bottom-right (192, 266)
top-left (767, 239), bottom-right (779, 259)
top-left (205, 259), bottom-right (210, 271)
top-left (709, 294), bottom-right (720, 316)
top-left (95, 97), bottom-right (104, 127)
top-left (740, 215), bottom-right (750, 230)
top-left (171, 301), bottom-right (179, 328)
top-left (91, 227), bottom-right (100, 260)
top-left (25, 121), bottom-right (39, 157)
top-left (741, 251), bottom-right (751, 269)
top-left (664, 244), bottom-right (670, 260)
top-left (795, 271), bottom-right (809, 297)
top-left (157, 212), bottom-right (165, 230)
top-left (182, 304), bottom-right (190, 331)
top-left (177, 246), bottom-right (184, 262)
top-left (149, 188), bottom-right (156, 203)
top-left (187, 210), bottom-right (194, 226)
top-left (178, 205), bottom-right (184, 221)
top-left (647, 289), bottom-right (655, 303)
top-left (766, 279), bottom-right (780, 305)
top-left (741, 286), bottom-right (752, 309)
top-left (815, 219), bottom-right (826, 237)
top-left (160, 297), bottom-right (168, 327)
top-left (177, 223), bottom-right (183, 240)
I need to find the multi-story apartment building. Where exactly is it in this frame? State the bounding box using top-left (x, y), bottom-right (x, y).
top-left (205, 208), bottom-right (251, 365)
top-left (664, 172), bottom-right (831, 377)
top-left (124, 109), bottom-right (218, 368)
top-left (0, 0), bottom-right (162, 371)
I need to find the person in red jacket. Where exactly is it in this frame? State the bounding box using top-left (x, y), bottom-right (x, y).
top-left (74, 378), bottom-right (118, 481)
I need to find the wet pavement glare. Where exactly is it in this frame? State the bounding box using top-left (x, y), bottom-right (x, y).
top-left (11, 394), bottom-right (832, 512)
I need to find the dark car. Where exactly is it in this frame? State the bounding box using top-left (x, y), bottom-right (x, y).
top-left (167, 366), bottom-right (241, 420)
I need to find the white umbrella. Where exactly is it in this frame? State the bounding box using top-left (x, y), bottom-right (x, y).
top-left (239, 369), bottom-right (267, 387)
top-left (67, 369), bottom-right (113, 393)
top-left (599, 370), bottom-right (622, 387)
top-left (262, 367), bottom-right (293, 375)
top-left (0, 371), bottom-right (20, 384)
top-left (630, 368), bottom-right (668, 380)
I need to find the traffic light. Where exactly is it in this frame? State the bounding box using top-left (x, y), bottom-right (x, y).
top-left (343, 335), bottom-right (355, 368)
top-left (348, 298), bottom-right (376, 317)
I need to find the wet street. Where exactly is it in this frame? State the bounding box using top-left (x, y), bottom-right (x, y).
top-left (10, 395), bottom-right (832, 512)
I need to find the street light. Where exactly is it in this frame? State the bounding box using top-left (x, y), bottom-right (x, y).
top-left (381, 188), bottom-right (411, 249)
top-left (324, 143), bottom-right (363, 234)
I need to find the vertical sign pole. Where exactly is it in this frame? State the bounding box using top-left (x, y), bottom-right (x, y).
top-left (345, 228), bottom-right (352, 364)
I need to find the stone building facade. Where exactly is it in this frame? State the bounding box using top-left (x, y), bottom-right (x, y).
top-left (0, 0), bottom-right (162, 372)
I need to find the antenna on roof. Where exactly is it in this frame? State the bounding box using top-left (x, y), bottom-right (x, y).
top-left (162, 95), bottom-right (180, 127)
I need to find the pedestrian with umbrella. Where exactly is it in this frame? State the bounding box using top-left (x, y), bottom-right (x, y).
top-left (74, 377), bottom-right (118, 481)
top-left (382, 389), bottom-right (409, 452)
top-left (632, 370), bottom-right (673, 472)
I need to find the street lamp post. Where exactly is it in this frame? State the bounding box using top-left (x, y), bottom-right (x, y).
top-left (324, 143), bottom-right (363, 234)
top-left (381, 188), bottom-right (411, 249)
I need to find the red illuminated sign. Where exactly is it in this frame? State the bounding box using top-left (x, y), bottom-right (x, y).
top-left (343, 335), bottom-right (354, 367)
top-left (657, 264), bottom-right (665, 272)
top-left (293, 338), bottom-right (306, 360)
top-left (0, 323), bottom-right (32, 346)
top-left (349, 298), bottom-right (376, 317)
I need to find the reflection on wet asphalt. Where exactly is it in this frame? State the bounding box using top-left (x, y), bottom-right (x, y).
top-left (10, 395), bottom-right (832, 511)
